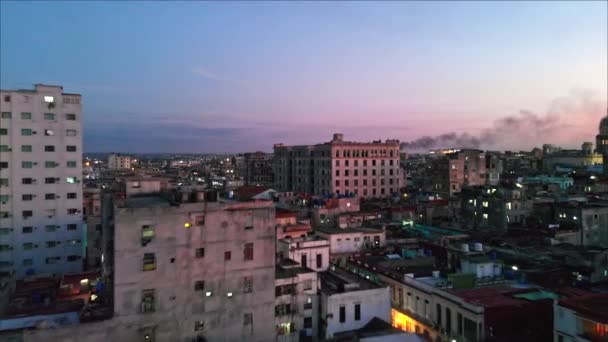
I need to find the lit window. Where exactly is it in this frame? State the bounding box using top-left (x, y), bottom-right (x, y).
top-left (44, 96), bottom-right (54, 103)
top-left (66, 177), bottom-right (77, 184)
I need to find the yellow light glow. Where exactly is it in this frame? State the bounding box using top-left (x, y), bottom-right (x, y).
top-left (391, 309), bottom-right (428, 334)
top-left (90, 294), bottom-right (98, 301)
top-left (184, 222), bottom-right (192, 228)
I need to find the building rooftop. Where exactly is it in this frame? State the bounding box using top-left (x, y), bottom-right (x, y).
top-left (316, 226), bottom-right (384, 235)
top-left (124, 196), bottom-right (171, 208)
top-left (559, 293), bottom-right (608, 324)
top-left (320, 266), bottom-right (385, 295)
top-left (275, 265), bottom-right (316, 279)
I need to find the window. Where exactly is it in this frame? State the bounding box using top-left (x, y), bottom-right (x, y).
top-left (45, 161), bottom-right (57, 168)
top-left (66, 129), bottom-right (77, 136)
top-left (66, 177), bottom-right (77, 184)
top-left (67, 255), bottom-right (80, 262)
top-left (195, 215), bottom-right (205, 225)
top-left (67, 208), bottom-right (78, 215)
top-left (339, 306), bottom-right (346, 323)
top-left (44, 96), bottom-right (54, 103)
top-left (66, 113), bottom-right (76, 120)
top-left (316, 254), bottom-right (323, 268)
top-left (67, 192), bottom-right (77, 199)
top-left (143, 253), bottom-right (156, 271)
top-left (1, 112), bottom-right (11, 118)
top-left (141, 289), bottom-right (155, 313)
top-left (21, 129), bottom-right (33, 136)
top-left (303, 279), bottom-right (313, 290)
top-left (244, 212), bottom-right (253, 230)
top-left (46, 241), bottom-right (59, 248)
top-left (67, 224), bottom-right (77, 231)
top-left (244, 243), bottom-right (254, 261)
top-left (194, 280), bottom-right (205, 291)
top-left (22, 226), bottom-right (33, 233)
top-left (354, 303), bottom-right (361, 321)
top-left (243, 276), bottom-right (253, 293)
top-left (21, 145), bottom-right (32, 152)
top-left (195, 247), bottom-right (205, 258)
top-left (45, 225), bottom-right (58, 232)
top-left (65, 161), bottom-right (77, 168)
top-left (3, 95), bottom-right (10, 102)
top-left (22, 259), bottom-right (33, 266)
top-left (22, 194), bottom-right (33, 201)
top-left (21, 112), bottom-right (32, 120)
top-left (44, 113), bottom-right (56, 120)
top-left (141, 225), bottom-right (154, 245)
top-left (0, 145), bottom-right (9, 152)
top-left (0, 128), bottom-right (6, 135)
top-left (44, 145), bottom-right (55, 152)
top-left (304, 317), bottom-right (312, 328)
top-left (0, 178), bottom-right (8, 186)
top-left (0, 162), bottom-right (7, 169)
top-left (23, 242), bottom-right (34, 250)
top-left (46, 256), bottom-right (61, 264)
top-left (194, 321), bottom-right (204, 332)
top-left (22, 210), bottom-right (33, 218)
top-left (243, 313), bottom-right (253, 326)
top-left (45, 193), bottom-right (55, 200)
top-left (44, 129), bottom-right (54, 136)
top-left (224, 251), bottom-right (231, 260)
top-left (66, 145), bottom-right (77, 152)
top-left (22, 161), bottom-right (33, 168)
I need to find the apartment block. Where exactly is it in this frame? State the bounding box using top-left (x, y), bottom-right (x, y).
top-left (431, 150), bottom-right (488, 197)
top-left (111, 181), bottom-right (276, 341)
top-left (273, 133), bottom-right (402, 198)
top-left (243, 151), bottom-right (274, 186)
top-left (107, 154), bottom-right (131, 170)
top-left (0, 84), bottom-right (84, 278)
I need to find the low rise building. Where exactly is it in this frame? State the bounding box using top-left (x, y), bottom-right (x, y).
top-left (315, 227), bottom-right (386, 259)
top-left (277, 236), bottom-right (330, 272)
top-left (319, 266), bottom-right (391, 339)
top-left (555, 291), bottom-right (608, 342)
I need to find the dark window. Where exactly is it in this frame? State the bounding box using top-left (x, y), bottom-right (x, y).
top-left (67, 192), bottom-right (77, 199)
top-left (22, 194), bottom-right (33, 201)
top-left (22, 210), bottom-right (33, 218)
top-left (446, 307), bottom-right (452, 332)
top-left (244, 276), bottom-right (253, 293)
top-left (22, 226), bottom-right (33, 233)
top-left (301, 254), bottom-right (307, 267)
top-left (0, 162), bottom-right (7, 169)
top-left (304, 317), bottom-right (312, 328)
top-left (339, 306), bottom-right (346, 323)
top-left (66, 113), bottom-right (76, 120)
top-left (45, 193), bottom-right (55, 200)
top-left (45, 177), bottom-right (56, 184)
top-left (244, 243), bottom-right (254, 260)
top-left (354, 303), bottom-right (361, 321)
top-left (44, 145), bottom-right (55, 152)
top-left (194, 280), bottom-right (205, 291)
top-left (22, 178), bottom-right (34, 184)
top-left (436, 304), bottom-right (442, 325)
top-left (66, 145), bottom-right (77, 152)
top-left (195, 248), bottom-right (205, 258)
top-left (316, 254), bottom-right (322, 268)
top-left (224, 251), bottom-right (231, 260)
top-left (67, 224), bottom-right (77, 231)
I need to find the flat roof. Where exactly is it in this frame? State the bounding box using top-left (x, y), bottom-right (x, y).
top-left (124, 196), bottom-right (171, 208)
top-left (320, 266), bottom-right (385, 295)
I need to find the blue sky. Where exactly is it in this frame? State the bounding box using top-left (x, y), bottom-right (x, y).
top-left (1, 1), bottom-right (606, 153)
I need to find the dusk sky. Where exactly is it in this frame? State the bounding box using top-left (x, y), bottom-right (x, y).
top-left (1, 1), bottom-right (606, 153)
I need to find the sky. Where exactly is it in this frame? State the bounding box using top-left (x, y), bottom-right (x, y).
top-left (1, 1), bottom-right (606, 153)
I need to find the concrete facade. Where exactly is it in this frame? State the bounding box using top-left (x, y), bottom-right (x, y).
top-left (111, 196), bottom-right (277, 342)
top-left (0, 84), bottom-right (84, 278)
top-left (277, 236), bottom-right (330, 272)
top-left (107, 154), bottom-right (131, 170)
top-left (273, 134), bottom-right (403, 198)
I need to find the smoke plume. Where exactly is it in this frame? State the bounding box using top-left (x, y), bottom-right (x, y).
top-left (401, 91), bottom-right (606, 152)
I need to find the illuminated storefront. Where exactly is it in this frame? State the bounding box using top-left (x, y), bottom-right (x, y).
top-left (391, 308), bottom-right (434, 340)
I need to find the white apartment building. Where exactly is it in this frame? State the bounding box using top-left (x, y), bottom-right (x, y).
top-left (0, 84), bottom-right (84, 278)
top-left (320, 266), bottom-right (392, 339)
top-left (107, 154), bottom-right (131, 170)
top-left (278, 236), bottom-right (330, 272)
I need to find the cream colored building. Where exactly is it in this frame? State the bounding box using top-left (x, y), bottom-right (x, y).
top-left (107, 154), bottom-right (131, 170)
top-left (0, 84), bottom-right (84, 278)
top-left (273, 134), bottom-right (403, 198)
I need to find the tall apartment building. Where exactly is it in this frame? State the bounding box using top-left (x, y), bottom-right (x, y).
top-left (0, 84), bottom-right (84, 278)
top-left (107, 153), bottom-right (131, 170)
top-left (243, 151), bottom-right (274, 186)
top-left (273, 134), bottom-right (402, 198)
top-left (110, 180), bottom-right (276, 341)
top-left (431, 150), bottom-right (488, 197)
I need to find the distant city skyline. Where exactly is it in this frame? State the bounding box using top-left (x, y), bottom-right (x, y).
top-left (1, 1), bottom-right (606, 153)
